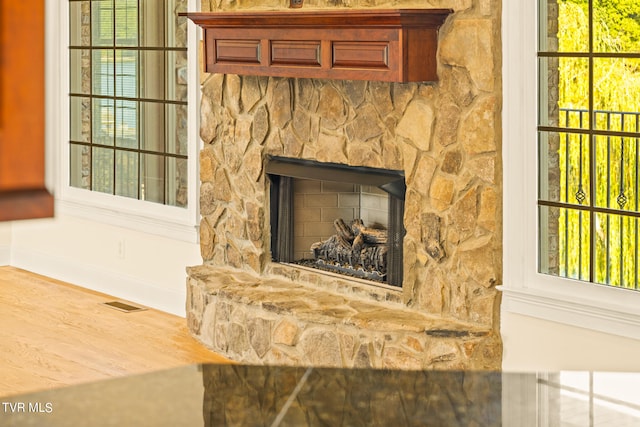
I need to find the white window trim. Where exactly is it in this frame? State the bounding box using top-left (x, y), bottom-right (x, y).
top-left (46, 0), bottom-right (201, 243)
top-left (501, 0), bottom-right (640, 340)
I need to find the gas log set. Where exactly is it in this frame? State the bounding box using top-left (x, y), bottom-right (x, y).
top-left (304, 218), bottom-right (388, 282)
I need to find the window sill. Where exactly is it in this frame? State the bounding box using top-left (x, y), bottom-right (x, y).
top-left (56, 192), bottom-right (199, 243)
top-left (500, 282), bottom-right (640, 341)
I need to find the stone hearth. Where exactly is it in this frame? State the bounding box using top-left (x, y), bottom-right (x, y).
top-left (188, 265), bottom-right (499, 369)
top-left (189, 0), bottom-right (502, 369)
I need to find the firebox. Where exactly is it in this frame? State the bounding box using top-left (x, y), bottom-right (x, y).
top-left (267, 156), bottom-right (406, 287)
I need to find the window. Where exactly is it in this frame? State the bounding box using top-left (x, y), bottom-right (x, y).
top-left (68, 0), bottom-right (188, 207)
top-left (502, 0), bottom-right (640, 340)
top-left (539, 0), bottom-right (640, 289)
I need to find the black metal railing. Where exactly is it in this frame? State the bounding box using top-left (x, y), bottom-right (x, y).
top-left (552, 108), bottom-right (640, 289)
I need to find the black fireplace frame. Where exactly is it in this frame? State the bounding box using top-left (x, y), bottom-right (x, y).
top-left (266, 156), bottom-right (406, 287)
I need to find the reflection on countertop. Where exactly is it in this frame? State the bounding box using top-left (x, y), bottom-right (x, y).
top-left (2, 364), bottom-right (640, 426)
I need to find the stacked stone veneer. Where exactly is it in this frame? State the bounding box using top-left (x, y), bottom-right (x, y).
top-left (190, 0), bottom-right (503, 369)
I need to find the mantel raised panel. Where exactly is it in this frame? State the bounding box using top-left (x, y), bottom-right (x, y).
top-left (185, 9), bottom-right (452, 82)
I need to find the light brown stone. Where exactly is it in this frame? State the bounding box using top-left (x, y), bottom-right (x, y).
top-left (370, 81), bottom-right (393, 117)
top-left (247, 317), bottom-right (272, 358)
top-left (458, 239), bottom-right (498, 288)
top-left (200, 182), bottom-right (217, 214)
top-left (234, 115), bottom-right (252, 154)
top-left (479, 0), bottom-right (493, 16)
top-left (338, 333), bottom-right (356, 362)
top-left (441, 150), bottom-right (463, 175)
top-left (434, 98), bottom-right (461, 148)
top-left (460, 96), bottom-right (497, 156)
top-left (429, 175), bottom-right (455, 211)
top-left (199, 96), bottom-right (217, 144)
top-left (212, 168), bottom-right (233, 202)
top-left (300, 329), bottom-right (342, 367)
top-left (409, 155), bottom-right (437, 195)
top-left (344, 80), bottom-right (367, 107)
top-left (252, 105), bottom-right (269, 144)
top-left (243, 145), bottom-right (263, 183)
top-left (200, 148), bottom-right (215, 182)
top-left (295, 79), bottom-right (317, 111)
top-left (427, 341), bottom-right (460, 364)
top-left (266, 347), bottom-right (301, 366)
top-left (228, 322), bottom-right (249, 354)
top-left (243, 249), bottom-right (263, 274)
top-left (318, 84), bottom-right (348, 129)
top-left (348, 102), bottom-right (384, 141)
top-left (264, 130), bottom-right (283, 155)
top-left (417, 268), bottom-right (445, 314)
top-left (227, 211), bottom-right (247, 241)
top-left (392, 83), bottom-right (416, 114)
top-left (200, 217), bottom-right (215, 260)
top-left (226, 243), bottom-right (243, 269)
top-left (449, 187), bottom-right (478, 242)
top-left (478, 187), bottom-right (498, 232)
top-left (382, 347), bottom-right (422, 369)
top-left (402, 144), bottom-right (418, 178)
top-left (404, 336), bottom-right (425, 353)
top-left (382, 140), bottom-right (403, 170)
top-left (273, 319), bottom-right (300, 346)
top-left (347, 142), bottom-right (383, 168)
top-left (269, 78), bottom-right (292, 128)
top-left (201, 72), bottom-right (224, 106)
top-left (222, 139), bottom-right (243, 173)
top-left (245, 202), bottom-right (263, 242)
top-left (224, 74), bottom-right (241, 115)
top-left (241, 75), bottom-right (263, 111)
top-left (403, 192), bottom-right (424, 239)
top-left (282, 128), bottom-right (304, 157)
top-left (441, 64), bottom-right (476, 108)
top-left (422, 212), bottom-right (446, 262)
top-left (353, 344), bottom-right (372, 368)
top-left (440, 19), bottom-right (495, 92)
top-left (467, 155), bottom-right (495, 183)
top-left (396, 99), bottom-right (434, 151)
top-left (469, 291), bottom-right (496, 326)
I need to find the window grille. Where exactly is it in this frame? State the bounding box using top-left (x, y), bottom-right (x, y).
top-left (538, 0), bottom-right (640, 289)
top-left (69, 0), bottom-right (188, 207)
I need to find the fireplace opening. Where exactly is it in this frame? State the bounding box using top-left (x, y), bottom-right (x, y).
top-left (267, 156), bottom-right (405, 287)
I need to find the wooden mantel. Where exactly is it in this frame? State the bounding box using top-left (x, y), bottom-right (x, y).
top-left (185, 9), bottom-right (452, 82)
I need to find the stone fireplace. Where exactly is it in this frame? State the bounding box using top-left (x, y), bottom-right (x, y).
top-left (266, 156), bottom-right (405, 287)
top-left (188, 0), bottom-right (502, 369)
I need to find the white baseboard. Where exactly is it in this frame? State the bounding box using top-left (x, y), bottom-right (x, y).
top-left (10, 247), bottom-right (186, 317)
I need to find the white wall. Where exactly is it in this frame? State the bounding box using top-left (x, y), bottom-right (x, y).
top-left (0, 223), bottom-right (11, 265)
top-left (8, 213), bottom-right (201, 316)
top-left (502, 312), bottom-right (640, 372)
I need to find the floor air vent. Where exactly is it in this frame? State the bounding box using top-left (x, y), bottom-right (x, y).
top-left (102, 301), bottom-right (146, 313)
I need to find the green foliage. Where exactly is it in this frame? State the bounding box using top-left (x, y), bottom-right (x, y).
top-left (553, 0), bottom-right (640, 288)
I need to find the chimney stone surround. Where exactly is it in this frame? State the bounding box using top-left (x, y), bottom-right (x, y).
top-left (189, 0), bottom-right (502, 369)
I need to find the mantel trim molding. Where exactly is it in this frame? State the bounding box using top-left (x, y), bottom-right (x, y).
top-left (184, 9), bottom-right (452, 82)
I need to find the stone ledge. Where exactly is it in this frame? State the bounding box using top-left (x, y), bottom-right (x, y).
top-left (186, 265), bottom-right (500, 369)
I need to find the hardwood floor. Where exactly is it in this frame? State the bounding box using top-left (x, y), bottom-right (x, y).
top-left (0, 266), bottom-right (231, 398)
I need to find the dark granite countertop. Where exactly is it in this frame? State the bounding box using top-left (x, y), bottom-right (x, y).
top-left (2, 364), bottom-right (639, 426)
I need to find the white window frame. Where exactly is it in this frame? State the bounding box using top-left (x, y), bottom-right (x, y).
top-left (502, 0), bottom-right (640, 340)
top-left (46, 0), bottom-right (201, 243)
